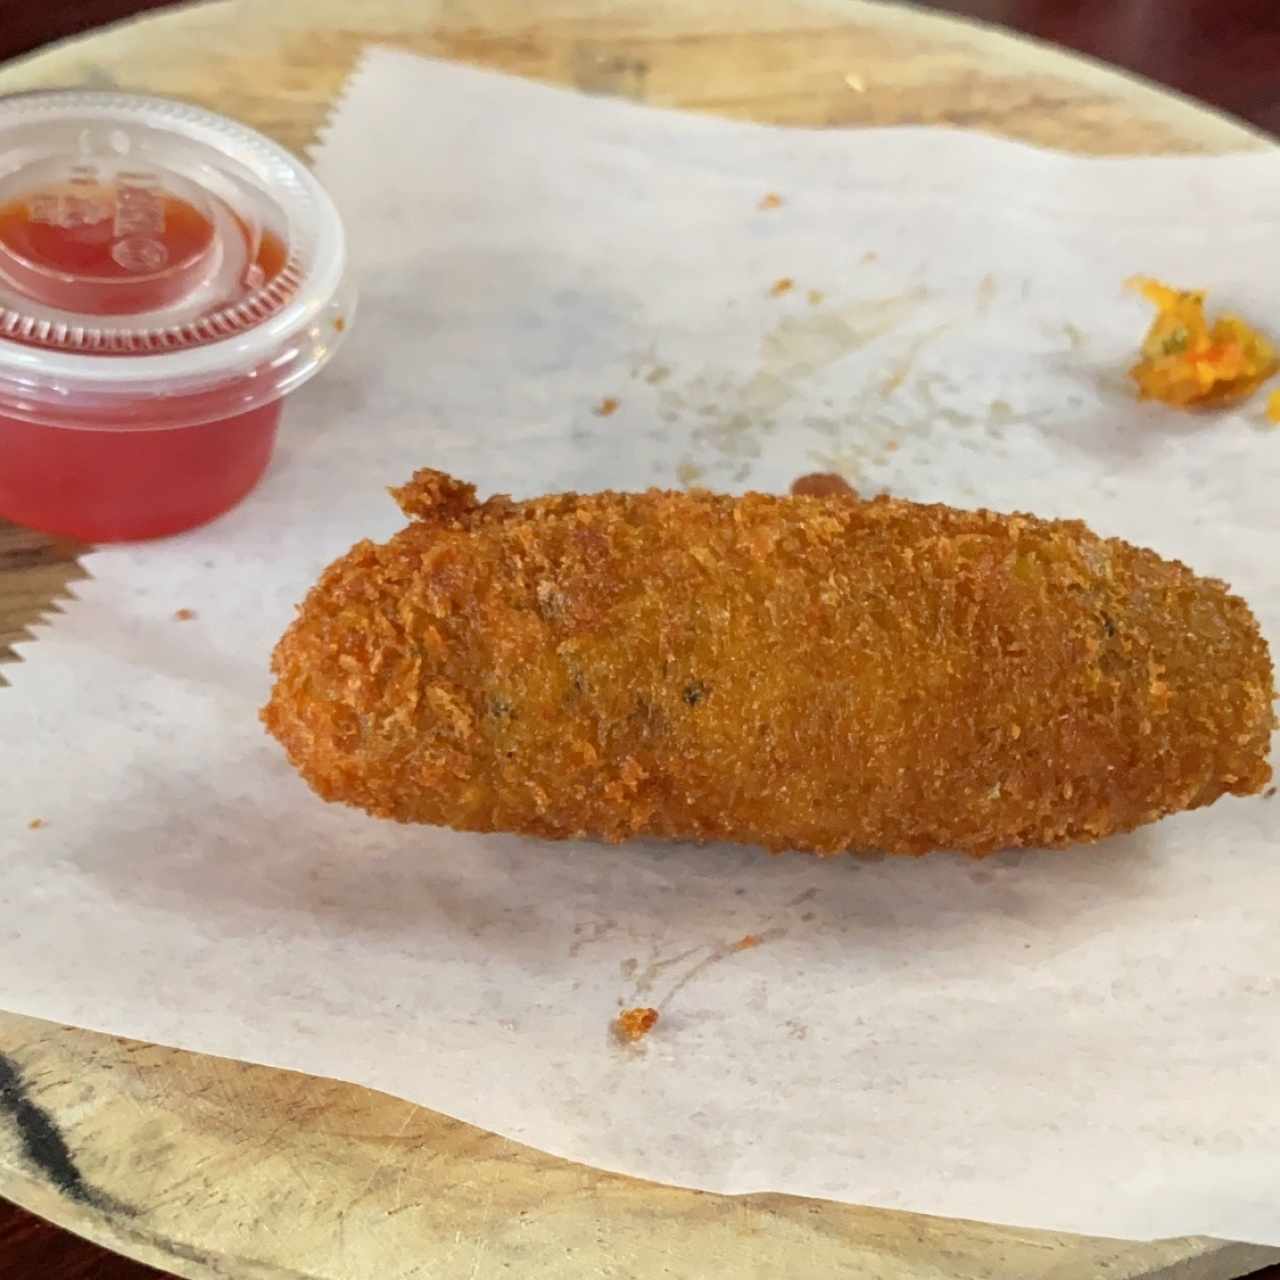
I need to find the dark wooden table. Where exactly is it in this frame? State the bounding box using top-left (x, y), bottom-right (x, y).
top-left (2, 1), bottom-right (1279, 1276)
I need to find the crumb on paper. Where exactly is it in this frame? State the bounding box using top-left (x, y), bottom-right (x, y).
top-left (734, 933), bottom-right (762, 951)
top-left (174, 608), bottom-right (196, 622)
top-left (758, 192), bottom-right (784, 210)
top-left (676, 460), bottom-right (705, 487)
top-left (615, 1007), bottom-right (658, 1042)
top-left (333, 316), bottom-right (347, 333)
top-left (806, 289), bottom-right (825, 306)
top-left (769, 277), bottom-right (794, 298)
top-left (1128, 276), bottom-right (1278, 409)
top-left (28, 818), bottom-right (45, 831)
top-left (790, 472), bottom-right (858, 500)
top-left (593, 397), bottom-right (620, 417)
top-left (862, 250), bottom-right (878, 264)
top-left (1266, 786), bottom-right (1277, 799)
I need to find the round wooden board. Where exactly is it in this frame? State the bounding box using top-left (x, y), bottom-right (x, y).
top-left (0, 3), bottom-right (1276, 1277)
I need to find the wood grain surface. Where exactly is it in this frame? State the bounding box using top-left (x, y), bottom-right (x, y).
top-left (1, 2), bottom-right (1278, 1278)
top-left (4, 0), bottom-right (1280, 137)
top-left (921, 0), bottom-right (1280, 137)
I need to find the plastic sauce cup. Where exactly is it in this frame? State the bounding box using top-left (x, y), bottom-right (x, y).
top-left (0, 92), bottom-right (354, 541)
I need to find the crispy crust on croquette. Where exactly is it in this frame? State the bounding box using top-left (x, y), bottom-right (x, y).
top-left (262, 470), bottom-right (1274, 855)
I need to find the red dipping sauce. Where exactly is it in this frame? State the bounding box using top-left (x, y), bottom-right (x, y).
top-left (0, 93), bottom-right (354, 541)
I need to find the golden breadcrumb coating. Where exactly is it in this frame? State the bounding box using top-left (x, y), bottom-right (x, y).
top-left (262, 470), bottom-right (1274, 856)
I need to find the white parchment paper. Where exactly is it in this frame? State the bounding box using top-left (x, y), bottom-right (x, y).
top-left (4, 49), bottom-right (1280, 1242)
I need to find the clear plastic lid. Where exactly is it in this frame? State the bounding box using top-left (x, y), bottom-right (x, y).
top-left (0, 92), bottom-right (354, 429)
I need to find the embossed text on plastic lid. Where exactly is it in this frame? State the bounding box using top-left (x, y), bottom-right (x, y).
top-left (0, 90), bottom-right (354, 428)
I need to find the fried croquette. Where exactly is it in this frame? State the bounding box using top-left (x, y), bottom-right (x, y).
top-left (262, 470), bottom-right (1274, 856)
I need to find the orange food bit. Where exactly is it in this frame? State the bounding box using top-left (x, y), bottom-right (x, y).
top-left (758, 192), bottom-right (784, 211)
top-left (1127, 276), bottom-right (1278, 409)
top-left (733, 933), bottom-right (762, 950)
top-left (1268, 389), bottom-right (1280, 425)
top-left (769, 277), bottom-right (794, 298)
top-left (593, 397), bottom-right (620, 417)
top-left (615, 1006), bottom-right (658, 1042)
